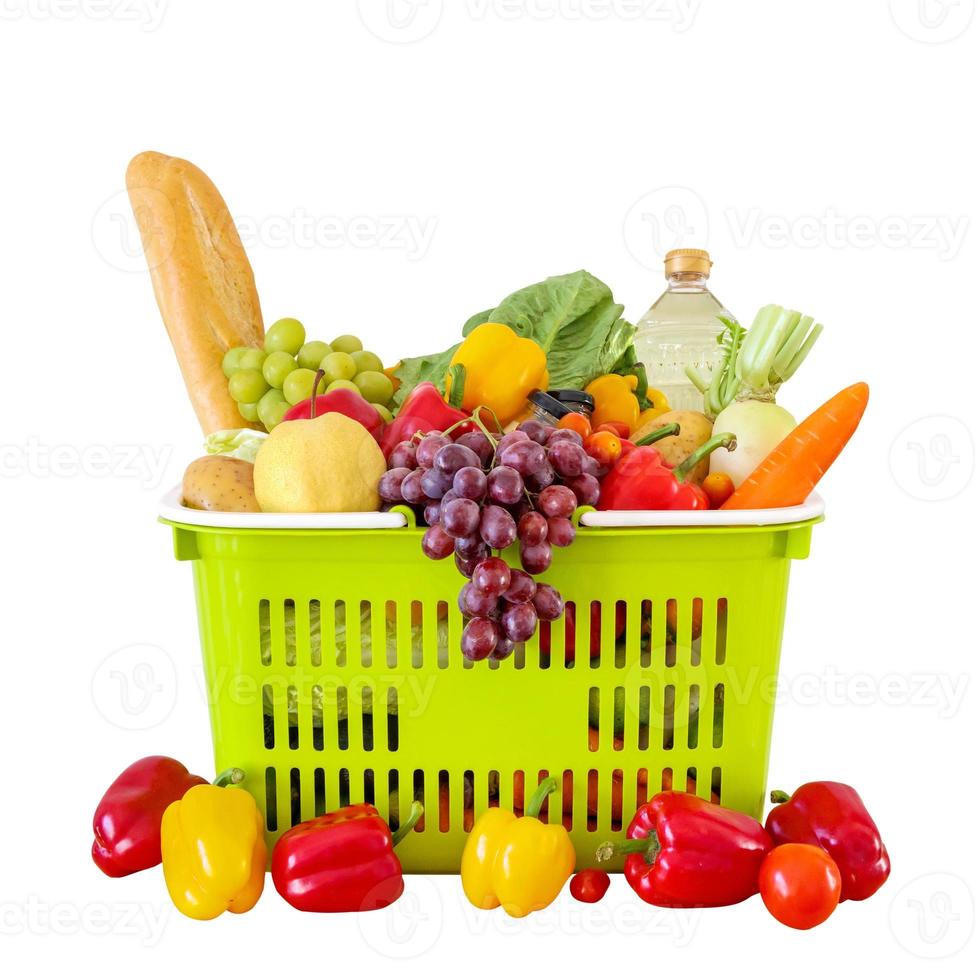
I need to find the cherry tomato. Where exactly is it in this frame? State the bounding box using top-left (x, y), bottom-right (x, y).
top-left (595, 421), bottom-right (630, 439)
top-left (569, 869), bottom-right (610, 904)
top-left (759, 843), bottom-right (842, 930)
top-left (702, 471), bottom-right (735, 508)
top-left (558, 412), bottom-right (592, 438)
top-left (584, 431), bottom-right (622, 467)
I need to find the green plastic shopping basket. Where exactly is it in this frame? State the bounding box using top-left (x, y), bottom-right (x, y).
top-left (160, 490), bottom-right (822, 872)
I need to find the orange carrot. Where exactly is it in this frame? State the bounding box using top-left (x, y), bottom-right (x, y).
top-left (721, 382), bottom-right (869, 509)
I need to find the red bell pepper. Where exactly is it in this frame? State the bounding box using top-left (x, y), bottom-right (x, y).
top-left (283, 377), bottom-right (385, 443)
top-left (380, 382), bottom-right (475, 458)
top-left (597, 791), bottom-right (773, 907)
top-left (92, 756), bottom-right (207, 877)
top-left (598, 430), bottom-right (736, 511)
top-left (766, 782), bottom-right (890, 901)
top-left (271, 801), bottom-right (423, 912)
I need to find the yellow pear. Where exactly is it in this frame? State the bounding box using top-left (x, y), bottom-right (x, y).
top-left (253, 412), bottom-right (385, 513)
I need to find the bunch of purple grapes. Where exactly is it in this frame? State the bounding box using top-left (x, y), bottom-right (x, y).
top-left (378, 417), bottom-right (602, 661)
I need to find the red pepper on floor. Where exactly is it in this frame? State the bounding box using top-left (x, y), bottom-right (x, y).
top-left (283, 384), bottom-right (385, 443)
top-left (92, 756), bottom-right (207, 877)
top-left (765, 782), bottom-right (890, 901)
top-left (380, 382), bottom-right (475, 457)
top-left (597, 792), bottom-right (773, 907)
top-left (272, 801), bottom-right (423, 912)
top-left (598, 430), bottom-right (736, 511)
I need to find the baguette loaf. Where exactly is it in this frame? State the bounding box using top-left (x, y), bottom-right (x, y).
top-left (126, 151), bottom-right (264, 433)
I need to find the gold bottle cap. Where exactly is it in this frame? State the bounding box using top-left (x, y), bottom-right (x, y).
top-left (664, 248), bottom-right (712, 278)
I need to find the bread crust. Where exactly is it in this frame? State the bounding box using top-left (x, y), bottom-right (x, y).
top-left (127, 151), bottom-right (264, 433)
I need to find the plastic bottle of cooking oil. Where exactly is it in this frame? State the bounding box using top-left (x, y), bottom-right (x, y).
top-left (633, 249), bottom-right (732, 412)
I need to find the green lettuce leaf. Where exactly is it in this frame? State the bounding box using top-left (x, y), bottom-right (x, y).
top-left (391, 343), bottom-right (460, 408)
top-left (204, 428), bottom-right (267, 462)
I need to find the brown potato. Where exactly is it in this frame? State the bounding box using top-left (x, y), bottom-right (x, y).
top-left (632, 409), bottom-right (713, 483)
top-left (182, 455), bottom-right (260, 512)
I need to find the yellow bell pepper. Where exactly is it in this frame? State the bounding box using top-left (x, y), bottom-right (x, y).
top-left (585, 373), bottom-right (641, 430)
top-left (461, 777), bottom-right (575, 918)
top-left (631, 388), bottom-right (671, 433)
top-left (161, 769), bottom-right (267, 920)
top-left (446, 322), bottom-right (548, 427)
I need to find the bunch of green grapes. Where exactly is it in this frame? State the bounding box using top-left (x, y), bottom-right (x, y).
top-left (221, 318), bottom-right (396, 431)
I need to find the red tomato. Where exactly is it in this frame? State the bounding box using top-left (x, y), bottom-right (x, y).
top-left (702, 472), bottom-right (735, 509)
top-left (558, 412), bottom-right (592, 438)
top-left (595, 421), bottom-right (630, 439)
top-left (759, 844), bottom-right (842, 930)
top-left (584, 431), bottom-right (622, 468)
top-left (570, 869), bottom-right (610, 904)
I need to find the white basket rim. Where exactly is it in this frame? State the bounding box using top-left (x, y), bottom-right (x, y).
top-left (159, 485), bottom-right (824, 530)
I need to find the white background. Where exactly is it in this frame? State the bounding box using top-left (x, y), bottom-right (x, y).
top-left (1, 0), bottom-right (977, 974)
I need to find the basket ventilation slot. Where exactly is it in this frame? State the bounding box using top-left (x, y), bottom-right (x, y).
top-left (413, 769), bottom-right (425, 831)
top-left (284, 600), bottom-right (296, 666)
top-left (716, 598), bottom-right (728, 664)
top-left (462, 769), bottom-right (475, 831)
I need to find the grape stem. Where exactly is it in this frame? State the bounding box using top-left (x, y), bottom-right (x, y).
top-left (441, 406), bottom-right (502, 450)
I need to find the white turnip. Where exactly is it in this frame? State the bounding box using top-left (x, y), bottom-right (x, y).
top-left (709, 399), bottom-right (796, 487)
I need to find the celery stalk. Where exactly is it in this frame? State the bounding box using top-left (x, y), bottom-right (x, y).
top-left (773, 315), bottom-right (813, 380)
top-left (686, 365), bottom-right (710, 393)
top-left (723, 326), bottom-right (744, 405)
top-left (735, 305), bottom-right (778, 386)
top-left (744, 308), bottom-right (799, 389)
top-left (781, 322), bottom-right (823, 380)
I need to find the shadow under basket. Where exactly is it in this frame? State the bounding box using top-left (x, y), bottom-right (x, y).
top-left (161, 492), bottom-right (821, 872)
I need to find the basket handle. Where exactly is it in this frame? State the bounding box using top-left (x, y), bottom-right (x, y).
top-left (390, 504), bottom-right (417, 529)
top-left (172, 526), bottom-right (200, 561)
top-left (782, 525), bottom-right (813, 560)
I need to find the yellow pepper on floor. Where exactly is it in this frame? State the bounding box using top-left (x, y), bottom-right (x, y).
top-left (461, 777), bottom-right (576, 917)
top-left (161, 769), bottom-right (267, 920)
